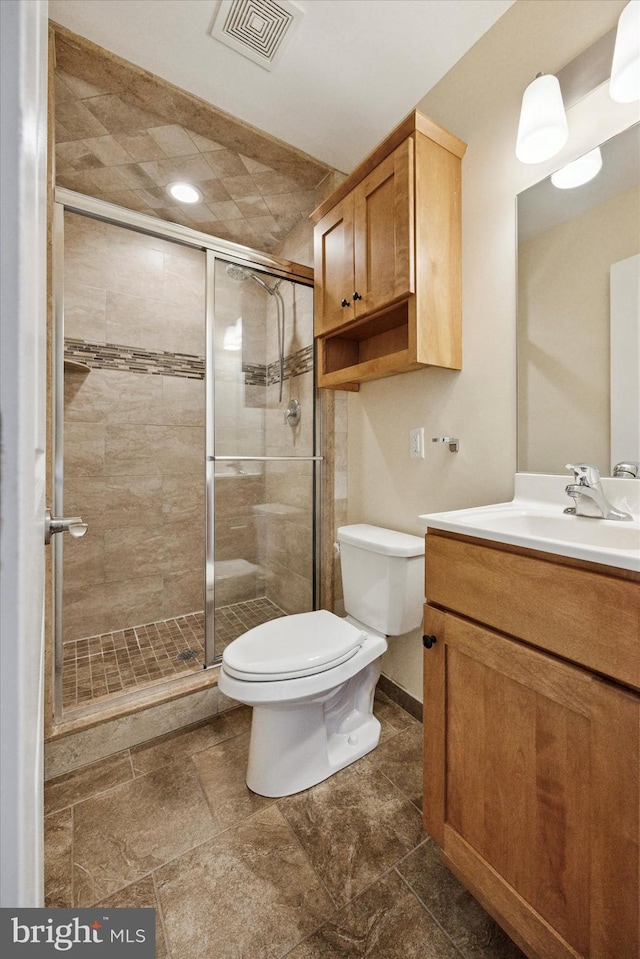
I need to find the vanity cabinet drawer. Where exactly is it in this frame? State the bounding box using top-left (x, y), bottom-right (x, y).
top-left (424, 530), bottom-right (640, 691)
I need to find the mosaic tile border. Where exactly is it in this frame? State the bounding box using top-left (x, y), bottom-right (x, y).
top-left (64, 338), bottom-right (204, 379)
top-left (64, 339), bottom-right (314, 385)
top-left (244, 344), bottom-right (314, 386)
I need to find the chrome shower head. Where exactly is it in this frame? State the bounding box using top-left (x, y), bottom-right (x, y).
top-left (226, 262), bottom-right (280, 296)
top-left (225, 263), bottom-right (252, 282)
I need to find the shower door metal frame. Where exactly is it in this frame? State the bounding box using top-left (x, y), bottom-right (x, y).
top-left (52, 189), bottom-right (320, 722)
top-left (205, 251), bottom-right (323, 666)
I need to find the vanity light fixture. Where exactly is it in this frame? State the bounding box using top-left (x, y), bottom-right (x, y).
top-left (610, 0), bottom-right (640, 102)
top-left (167, 181), bottom-right (203, 204)
top-left (551, 146), bottom-right (603, 189)
top-left (516, 73), bottom-right (568, 164)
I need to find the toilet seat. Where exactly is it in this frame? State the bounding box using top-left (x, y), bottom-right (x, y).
top-left (222, 609), bottom-right (365, 682)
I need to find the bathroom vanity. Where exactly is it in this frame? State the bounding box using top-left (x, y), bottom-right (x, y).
top-left (420, 480), bottom-right (640, 959)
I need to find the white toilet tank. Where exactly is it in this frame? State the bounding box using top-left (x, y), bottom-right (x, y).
top-left (337, 524), bottom-right (425, 636)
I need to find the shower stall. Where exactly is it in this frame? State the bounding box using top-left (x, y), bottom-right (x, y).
top-left (52, 192), bottom-right (320, 721)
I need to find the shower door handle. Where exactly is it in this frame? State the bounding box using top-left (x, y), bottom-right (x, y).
top-left (45, 507), bottom-right (88, 545)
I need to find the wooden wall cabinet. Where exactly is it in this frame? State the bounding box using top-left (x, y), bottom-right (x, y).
top-left (312, 112), bottom-right (466, 390)
top-left (423, 531), bottom-right (640, 959)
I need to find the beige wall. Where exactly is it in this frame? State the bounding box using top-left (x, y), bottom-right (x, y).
top-left (519, 185), bottom-right (640, 474)
top-left (346, 0), bottom-right (637, 701)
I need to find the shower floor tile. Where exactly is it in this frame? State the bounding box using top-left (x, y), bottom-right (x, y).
top-left (214, 596), bottom-right (287, 653)
top-left (61, 598), bottom-right (286, 712)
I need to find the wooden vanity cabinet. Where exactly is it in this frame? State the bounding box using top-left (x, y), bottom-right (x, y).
top-left (312, 111), bottom-right (466, 390)
top-left (423, 530), bottom-right (640, 959)
top-left (314, 138), bottom-right (414, 337)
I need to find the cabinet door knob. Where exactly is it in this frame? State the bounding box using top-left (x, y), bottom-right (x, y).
top-left (352, 292), bottom-right (362, 301)
top-left (422, 634), bottom-right (438, 649)
top-left (341, 298), bottom-right (350, 307)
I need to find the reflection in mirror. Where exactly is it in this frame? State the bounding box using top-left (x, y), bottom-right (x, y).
top-left (517, 123), bottom-right (640, 476)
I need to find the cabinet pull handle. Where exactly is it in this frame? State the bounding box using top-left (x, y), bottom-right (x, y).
top-left (352, 292), bottom-right (362, 301)
top-left (422, 634), bottom-right (438, 649)
top-left (341, 298), bottom-right (350, 307)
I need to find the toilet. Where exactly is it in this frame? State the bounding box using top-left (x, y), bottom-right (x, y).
top-left (218, 524), bottom-right (425, 797)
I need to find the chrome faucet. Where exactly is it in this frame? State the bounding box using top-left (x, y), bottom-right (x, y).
top-left (564, 463), bottom-right (632, 521)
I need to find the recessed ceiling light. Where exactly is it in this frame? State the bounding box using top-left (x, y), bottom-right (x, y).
top-left (167, 181), bottom-right (203, 204)
top-left (551, 147), bottom-right (603, 189)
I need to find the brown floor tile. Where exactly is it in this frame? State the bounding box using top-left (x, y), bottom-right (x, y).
top-left (192, 731), bottom-right (276, 831)
top-left (278, 760), bottom-right (424, 908)
top-left (222, 703), bottom-right (253, 735)
top-left (44, 808), bottom-right (74, 908)
top-left (155, 805), bottom-right (335, 959)
top-left (397, 840), bottom-right (527, 959)
top-left (130, 713), bottom-right (235, 776)
top-left (374, 689), bottom-right (419, 741)
top-left (365, 721), bottom-right (423, 809)
top-left (73, 758), bottom-right (218, 906)
top-left (45, 751), bottom-right (133, 814)
top-left (286, 870), bottom-right (459, 959)
top-left (97, 875), bottom-right (169, 959)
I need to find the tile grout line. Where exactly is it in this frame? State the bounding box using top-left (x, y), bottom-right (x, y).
top-left (151, 871), bottom-right (172, 959)
top-left (277, 853), bottom-right (432, 959)
top-left (394, 854), bottom-right (469, 959)
top-left (274, 800), bottom-right (341, 915)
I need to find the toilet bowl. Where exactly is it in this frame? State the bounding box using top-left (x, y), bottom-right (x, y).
top-left (218, 524), bottom-right (425, 797)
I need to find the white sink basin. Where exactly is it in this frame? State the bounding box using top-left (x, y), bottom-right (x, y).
top-left (419, 474), bottom-right (640, 572)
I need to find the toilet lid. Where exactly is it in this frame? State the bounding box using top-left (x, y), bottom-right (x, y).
top-left (222, 610), bottom-right (365, 681)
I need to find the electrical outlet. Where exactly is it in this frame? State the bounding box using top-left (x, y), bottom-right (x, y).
top-left (409, 427), bottom-right (424, 459)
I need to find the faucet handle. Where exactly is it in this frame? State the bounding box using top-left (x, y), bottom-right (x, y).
top-left (565, 463), bottom-right (601, 486)
top-left (613, 461), bottom-right (640, 478)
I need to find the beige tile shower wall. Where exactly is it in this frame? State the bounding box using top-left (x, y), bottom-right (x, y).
top-left (212, 262), bottom-right (267, 606)
top-left (261, 268), bottom-right (315, 614)
top-left (62, 214), bottom-right (206, 641)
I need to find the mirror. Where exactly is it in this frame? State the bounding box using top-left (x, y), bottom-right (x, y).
top-left (517, 122), bottom-right (640, 475)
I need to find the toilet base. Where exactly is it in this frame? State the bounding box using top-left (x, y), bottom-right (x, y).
top-left (245, 660), bottom-right (382, 797)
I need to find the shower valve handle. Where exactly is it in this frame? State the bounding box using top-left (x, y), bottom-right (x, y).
top-left (45, 507), bottom-right (88, 545)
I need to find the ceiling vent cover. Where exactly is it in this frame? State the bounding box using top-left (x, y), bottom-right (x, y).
top-left (210, 0), bottom-right (303, 71)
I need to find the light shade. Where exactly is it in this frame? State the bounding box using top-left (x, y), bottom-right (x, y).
top-left (551, 147), bottom-right (603, 189)
top-left (167, 181), bottom-right (203, 204)
top-left (516, 74), bottom-right (568, 164)
top-left (610, 0), bottom-right (640, 103)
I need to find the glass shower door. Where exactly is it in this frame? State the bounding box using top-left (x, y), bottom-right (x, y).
top-left (211, 258), bottom-right (318, 658)
top-left (57, 209), bottom-right (207, 714)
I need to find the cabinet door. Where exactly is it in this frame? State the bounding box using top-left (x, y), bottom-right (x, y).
top-left (314, 194), bottom-right (355, 336)
top-left (423, 605), bottom-right (639, 959)
top-left (353, 137), bottom-right (414, 318)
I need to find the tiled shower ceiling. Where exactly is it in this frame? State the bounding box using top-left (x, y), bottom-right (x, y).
top-left (52, 25), bottom-right (335, 253)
